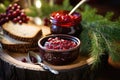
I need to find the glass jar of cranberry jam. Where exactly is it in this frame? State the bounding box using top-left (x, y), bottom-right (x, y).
top-left (50, 10), bottom-right (82, 37)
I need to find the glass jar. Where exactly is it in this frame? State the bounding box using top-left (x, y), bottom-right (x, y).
top-left (50, 10), bottom-right (82, 37)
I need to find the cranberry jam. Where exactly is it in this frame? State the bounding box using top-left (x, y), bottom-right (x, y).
top-left (50, 10), bottom-right (82, 37)
top-left (44, 37), bottom-right (77, 50)
top-left (38, 34), bottom-right (80, 65)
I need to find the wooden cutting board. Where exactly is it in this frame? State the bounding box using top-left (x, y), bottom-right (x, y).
top-left (0, 26), bottom-right (93, 71)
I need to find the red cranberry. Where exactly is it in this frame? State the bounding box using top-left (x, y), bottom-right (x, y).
top-left (16, 9), bottom-right (21, 14)
top-left (0, 3), bottom-right (29, 25)
top-left (43, 17), bottom-right (51, 26)
top-left (13, 18), bottom-right (18, 23)
top-left (18, 20), bottom-right (22, 24)
top-left (12, 11), bottom-right (17, 17)
top-left (21, 58), bottom-right (27, 62)
top-left (13, 3), bottom-right (18, 8)
top-left (30, 56), bottom-right (38, 63)
top-left (20, 12), bottom-right (26, 18)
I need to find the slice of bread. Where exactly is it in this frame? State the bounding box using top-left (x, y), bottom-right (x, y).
top-left (0, 34), bottom-right (38, 49)
top-left (0, 22), bottom-right (51, 53)
top-left (2, 21), bottom-right (42, 42)
top-left (0, 34), bottom-right (39, 53)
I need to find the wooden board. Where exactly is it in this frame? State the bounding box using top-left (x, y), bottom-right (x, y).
top-left (0, 25), bottom-right (94, 80)
top-left (0, 25), bottom-right (93, 71)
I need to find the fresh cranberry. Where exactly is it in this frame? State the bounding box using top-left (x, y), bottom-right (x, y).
top-left (18, 20), bottom-right (22, 24)
top-left (20, 12), bottom-right (26, 18)
top-left (0, 3), bottom-right (29, 25)
top-left (16, 9), bottom-right (21, 14)
top-left (17, 16), bottom-right (21, 20)
top-left (30, 56), bottom-right (38, 63)
top-left (5, 17), bottom-right (9, 22)
top-left (43, 17), bottom-right (51, 26)
top-left (13, 3), bottom-right (18, 9)
top-left (21, 58), bottom-right (27, 62)
top-left (13, 18), bottom-right (18, 23)
top-left (12, 11), bottom-right (17, 17)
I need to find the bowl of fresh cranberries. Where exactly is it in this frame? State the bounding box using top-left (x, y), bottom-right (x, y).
top-left (38, 34), bottom-right (80, 65)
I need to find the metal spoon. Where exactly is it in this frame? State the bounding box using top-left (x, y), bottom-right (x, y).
top-left (28, 51), bottom-right (59, 74)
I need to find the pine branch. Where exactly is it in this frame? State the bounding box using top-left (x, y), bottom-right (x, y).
top-left (90, 31), bottom-right (104, 68)
top-left (80, 5), bottom-right (120, 68)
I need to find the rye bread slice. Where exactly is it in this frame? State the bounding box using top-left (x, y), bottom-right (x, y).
top-left (0, 34), bottom-right (38, 49)
top-left (2, 21), bottom-right (42, 42)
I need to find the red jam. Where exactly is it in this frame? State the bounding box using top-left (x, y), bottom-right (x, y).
top-left (44, 37), bottom-right (77, 50)
top-left (50, 10), bottom-right (82, 37)
top-left (50, 10), bottom-right (81, 27)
